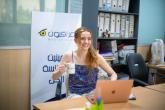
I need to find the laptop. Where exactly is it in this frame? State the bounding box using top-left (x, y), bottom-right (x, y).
top-left (87, 80), bottom-right (133, 104)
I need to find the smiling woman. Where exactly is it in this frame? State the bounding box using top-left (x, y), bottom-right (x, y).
top-left (52, 27), bottom-right (117, 97)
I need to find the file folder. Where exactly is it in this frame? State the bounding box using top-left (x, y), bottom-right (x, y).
top-left (129, 15), bottom-right (134, 38)
top-left (102, 0), bottom-right (107, 9)
top-left (117, 0), bottom-right (123, 12)
top-left (111, 40), bottom-right (117, 52)
top-left (115, 14), bottom-right (121, 38)
top-left (98, 13), bottom-right (105, 38)
top-left (110, 14), bottom-right (116, 37)
top-left (122, 0), bottom-right (130, 12)
top-left (125, 15), bottom-right (130, 38)
top-left (120, 15), bottom-right (126, 38)
top-left (104, 13), bottom-right (111, 38)
top-left (112, 0), bottom-right (118, 11)
top-left (106, 0), bottom-right (112, 10)
top-left (113, 52), bottom-right (119, 64)
top-left (99, 0), bottom-right (103, 9)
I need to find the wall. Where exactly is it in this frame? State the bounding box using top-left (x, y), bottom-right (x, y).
top-left (137, 45), bottom-right (151, 61)
top-left (138, 0), bottom-right (165, 45)
top-left (0, 49), bottom-right (30, 110)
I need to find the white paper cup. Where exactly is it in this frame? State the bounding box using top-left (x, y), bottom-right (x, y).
top-left (66, 63), bottom-right (75, 74)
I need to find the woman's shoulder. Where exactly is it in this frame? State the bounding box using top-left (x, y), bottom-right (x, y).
top-left (63, 51), bottom-right (72, 58)
top-left (97, 53), bottom-right (104, 59)
top-left (96, 53), bottom-right (106, 63)
top-left (62, 50), bottom-right (79, 63)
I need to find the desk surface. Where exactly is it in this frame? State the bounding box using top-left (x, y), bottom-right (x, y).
top-left (147, 64), bottom-right (165, 84)
top-left (146, 83), bottom-right (165, 93)
top-left (33, 86), bottom-right (165, 110)
top-left (147, 64), bottom-right (165, 71)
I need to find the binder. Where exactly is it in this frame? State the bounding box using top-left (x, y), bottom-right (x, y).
top-left (115, 14), bottom-right (121, 38)
top-left (106, 0), bottom-right (112, 10)
top-left (125, 0), bottom-right (130, 12)
top-left (117, 0), bottom-right (123, 12)
top-left (106, 0), bottom-right (112, 5)
top-left (110, 40), bottom-right (117, 52)
top-left (99, 0), bottom-right (103, 9)
top-left (118, 49), bottom-right (135, 64)
top-left (111, 0), bottom-right (118, 11)
top-left (104, 13), bottom-right (111, 38)
top-left (98, 14), bottom-right (100, 28)
top-left (110, 14), bottom-right (116, 37)
top-left (110, 40), bottom-right (118, 64)
top-left (122, 0), bottom-right (130, 12)
top-left (120, 15), bottom-right (126, 38)
top-left (129, 15), bottom-right (134, 38)
top-left (102, 0), bottom-right (107, 9)
top-left (113, 52), bottom-right (119, 64)
top-left (123, 45), bottom-right (135, 50)
top-left (125, 15), bottom-right (130, 38)
top-left (98, 13), bottom-right (105, 38)
top-left (103, 0), bottom-right (106, 5)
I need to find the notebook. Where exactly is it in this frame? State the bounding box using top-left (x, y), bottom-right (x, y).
top-left (87, 80), bottom-right (133, 104)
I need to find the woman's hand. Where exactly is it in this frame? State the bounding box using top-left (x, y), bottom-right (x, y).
top-left (52, 63), bottom-right (66, 80)
top-left (110, 72), bottom-right (117, 80)
top-left (57, 63), bottom-right (66, 74)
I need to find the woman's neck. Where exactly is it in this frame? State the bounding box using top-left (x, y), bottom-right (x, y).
top-left (76, 49), bottom-right (88, 57)
top-left (75, 49), bottom-right (88, 64)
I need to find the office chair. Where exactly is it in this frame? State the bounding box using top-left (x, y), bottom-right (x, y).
top-left (126, 53), bottom-right (151, 86)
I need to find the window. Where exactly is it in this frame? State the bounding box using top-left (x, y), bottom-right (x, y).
top-left (68, 0), bottom-right (82, 13)
top-left (17, 0), bottom-right (40, 24)
top-left (0, 0), bottom-right (13, 23)
top-left (0, 0), bottom-right (83, 46)
top-left (45, 0), bottom-right (56, 12)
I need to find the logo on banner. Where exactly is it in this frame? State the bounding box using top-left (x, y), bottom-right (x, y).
top-left (38, 29), bottom-right (74, 39)
top-left (39, 29), bottom-right (47, 37)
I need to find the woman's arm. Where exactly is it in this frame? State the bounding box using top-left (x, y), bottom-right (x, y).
top-left (52, 53), bottom-right (71, 80)
top-left (52, 63), bottom-right (65, 80)
top-left (98, 54), bottom-right (117, 80)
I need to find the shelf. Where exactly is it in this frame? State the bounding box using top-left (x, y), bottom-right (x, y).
top-left (104, 56), bottom-right (115, 61)
top-left (98, 9), bottom-right (139, 15)
top-left (97, 0), bottom-right (139, 67)
top-left (97, 37), bottom-right (137, 40)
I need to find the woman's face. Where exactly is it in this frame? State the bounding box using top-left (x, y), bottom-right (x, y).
top-left (76, 31), bottom-right (92, 51)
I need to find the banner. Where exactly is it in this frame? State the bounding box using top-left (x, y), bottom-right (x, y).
top-left (31, 12), bottom-right (81, 108)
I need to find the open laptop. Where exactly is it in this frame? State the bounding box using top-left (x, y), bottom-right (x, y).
top-left (87, 80), bottom-right (133, 104)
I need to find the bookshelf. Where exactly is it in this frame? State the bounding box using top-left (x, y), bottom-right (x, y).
top-left (97, 0), bottom-right (140, 67)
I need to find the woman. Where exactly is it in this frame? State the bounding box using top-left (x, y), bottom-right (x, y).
top-left (52, 27), bottom-right (117, 96)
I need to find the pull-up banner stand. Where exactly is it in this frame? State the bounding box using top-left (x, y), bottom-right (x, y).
top-left (31, 12), bottom-right (81, 109)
